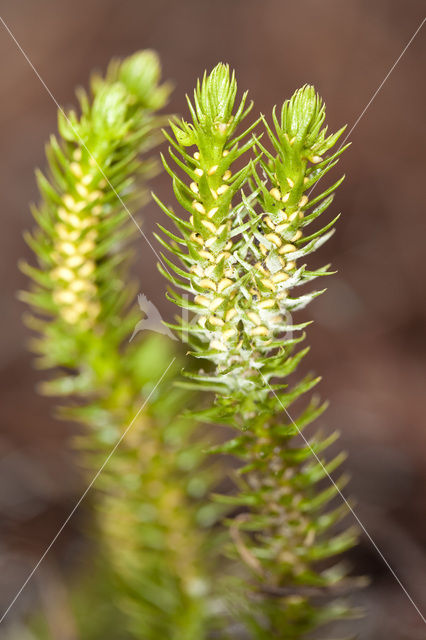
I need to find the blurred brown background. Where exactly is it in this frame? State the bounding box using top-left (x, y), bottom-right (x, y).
top-left (0, 1), bottom-right (425, 638)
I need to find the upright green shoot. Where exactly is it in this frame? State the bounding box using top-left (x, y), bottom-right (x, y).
top-left (157, 65), bottom-right (359, 639)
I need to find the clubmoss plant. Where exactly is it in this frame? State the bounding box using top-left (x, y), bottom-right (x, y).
top-left (21, 53), bottom-right (363, 639)
top-left (21, 51), bottom-right (213, 640)
top-left (157, 64), bottom-right (359, 638)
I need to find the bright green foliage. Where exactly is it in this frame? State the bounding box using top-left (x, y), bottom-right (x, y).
top-left (21, 51), bottom-right (213, 640)
top-left (21, 50), bottom-right (169, 353)
top-left (21, 53), bottom-right (361, 640)
top-left (156, 64), bottom-right (258, 362)
top-left (73, 337), bottom-right (212, 640)
top-left (157, 66), bottom-right (358, 638)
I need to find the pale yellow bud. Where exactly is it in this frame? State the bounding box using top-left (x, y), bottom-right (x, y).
top-left (70, 279), bottom-right (89, 292)
top-left (215, 251), bottom-right (231, 263)
top-left (200, 278), bottom-right (217, 291)
top-left (81, 173), bottom-right (93, 186)
top-left (78, 261), bottom-right (95, 277)
top-left (265, 216), bottom-right (275, 231)
top-left (225, 308), bottom-right (237, 322)
top-left (209, 297), bottom-right (225, 311)
top-left (194, 295), bottom-right (211, 307)
top-left (66, 254), bottom-right (84, 268)
top-left (54, 289), bottom-right (77, 305)
top-left (217, 278), bottom-right (233, 293)
top-left (210, 339), bottom-right (226, 350)
top-left (199, 250), bottom-right (215, 262)
top-left (201, 220), bottom-right (217, 234)
top-left (193, 202), bottom-right (206, 214)
top-left (52, 267), bottom-right (74, 282)
top-left (258, 299), bottom-right (276, 309)
top-left (272, 272), bottom-right (289, 283)
top-left (59, 242), bottom-right (77, 256)
top-left (190, 232), bottom-right (204, 246)
top-left (265, 233), bottom-right (282, 248)
top-left (208, 315), bottom-right (224, 327)
top-left (222, 328), bottom-right (237, 341)
top-left (251, 326), bottom-right (269, 337)
top-left (279, 243), bottom-right (296, 254)
top-left (79, 240), bottom-right (95, 254)
top-left (76, 183), bottom-right (89, 198)
top-left (261, 278), bottom-right (276, 291)
top-left (63, 194), bottom-right (76, 210)
top-left (70, 162), bottom-right (82, 177)
top-left (247, 312), bottom-right (261, 325)
top-left (89, 190), bottom-right (102, 202)
top-left (255, 262), bottom-right (268, 276)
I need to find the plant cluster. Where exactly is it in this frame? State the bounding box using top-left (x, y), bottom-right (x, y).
top-left (21, 52), bottom-right (214, 639)
top-left (21, 54), bottom-right (361, 640)
top-left (158, 64), bottom-right (358, 638)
